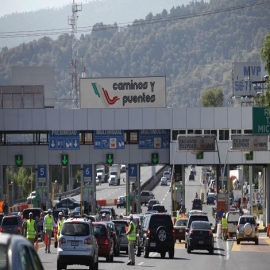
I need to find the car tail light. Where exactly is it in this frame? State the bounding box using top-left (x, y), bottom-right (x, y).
top-left (237, 225), bottom-right (240, 230)
top-left (147, 229), bottom-right (151, 238)
top-left (189, 230), bottom-right (193, 236)
top-left (254, 225), bottom-right (257, 231)
top-left (104, 239), bottom-right (109, 245)
top-left (18, 226), bottom-right (21, 231)
top-left (59, 237), bottom-right (66, 245)
top-left (0, 227), bottom-right (2, 232)
top-left (84, 237), bottom-right (92, 245)
top-left (208, 230), bottom-right (213, 236)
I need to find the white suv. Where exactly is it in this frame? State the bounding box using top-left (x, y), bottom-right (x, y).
top-left (236, 215), bottom-right (259, 245)
top-left (57, 217), bottom-right (99, 270)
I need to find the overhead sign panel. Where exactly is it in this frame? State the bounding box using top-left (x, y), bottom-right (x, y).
top-left (139, 129), bottom-right (169, 149)
top-left (80, 76), bottom-right (166, 108)
top-left (253, 107), bottom-right (270, 134)
top-left (94, 130), bottom-right (124, 149)
top-left (49, 130), bottom-right (80, 150)
top-left (178, 136), bottom-right (215, 151)
top-left (231, 135), bottom-right (267, 151)
top-left (233, 62), bottom-right (267, 97)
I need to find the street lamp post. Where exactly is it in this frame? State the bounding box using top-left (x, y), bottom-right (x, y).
top-left (8, 181), bottom-right (13, 207)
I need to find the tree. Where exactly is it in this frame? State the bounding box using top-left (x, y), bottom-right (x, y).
top-left (201, 88), bottom-right (223, 107)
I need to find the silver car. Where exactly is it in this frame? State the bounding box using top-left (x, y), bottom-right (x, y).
top-left (112, 220), bottom-right (130, 254)
top-left (0, 234), bottom-right (44, 270)
top-left (57, 218), bottom-right (99, 270)
top-left (236, 215), bottom-right (259, 245)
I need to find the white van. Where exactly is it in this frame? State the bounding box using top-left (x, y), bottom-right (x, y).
top-left (226, 211), bottom-right (240, 238)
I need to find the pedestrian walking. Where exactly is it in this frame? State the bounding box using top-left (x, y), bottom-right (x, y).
top-left (43, 209), bottom-right (56, 253)
top-left (126, 214), bottom-right (136, 265)
top-left (23, 212), bottom-right (38, 246)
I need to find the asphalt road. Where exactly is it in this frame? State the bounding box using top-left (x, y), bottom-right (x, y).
top-left (38, 165), bottom-right (270, 270)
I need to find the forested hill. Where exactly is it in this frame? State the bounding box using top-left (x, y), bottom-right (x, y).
top-left (0, 0), bottom-right (269, 108)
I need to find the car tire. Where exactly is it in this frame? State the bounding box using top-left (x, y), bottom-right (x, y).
top-left (236, 239), bottom-right (240, 245)
top-left (144, 246), bottom-right (149, 258)
top-left (94, 254), bottom-right (99, 270)
top-left (160, 251), bottom-right (166, 258)
top-left (169, 247), bottom-right (174, 259)
top-left (89, 258), bottom-right (95, 270)
top-left (106, 254), bottom-right (110, 262)
top-left (57, 261), bottom-right (63, 270)
top-left (185, 242), bottom-right (187, 248)
top-left (110, 254), bottom-right (114, 262)
top-left (209, 247), bottom-right (214, 255)
top-left (156, 226), bottom-right (167, 242)
top-left (187, 243), bottom-right (191, 254)
top-left (255, 238), bottom-right (259, 245)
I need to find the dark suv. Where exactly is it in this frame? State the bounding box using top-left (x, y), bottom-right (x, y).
top-left (136, 213), bottom-right (175, 259)
top-left (185, 213), bottom-right (209, 248)
top-left (0, 215), bottom-right (22, 234)
top-left (192, 198), bottom-right (202, 210)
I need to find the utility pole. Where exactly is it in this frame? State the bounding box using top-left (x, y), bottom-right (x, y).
top-left (68, 0), bottom-right (82, 109)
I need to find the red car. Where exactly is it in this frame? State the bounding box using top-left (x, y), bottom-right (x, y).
top-left (174, 218), bottom-right (188, 243)
top-left (93, 222), bottom-right (114, 262)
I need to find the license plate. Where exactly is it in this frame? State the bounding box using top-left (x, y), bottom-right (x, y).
top-left (150, 242), bottom-right (156, 247)
top-left (199, 241), bottom-right (204, 244)
top-left (71, 241), bottom-right (79, 246)
top-left (179, 230), bottom-right (183, 232)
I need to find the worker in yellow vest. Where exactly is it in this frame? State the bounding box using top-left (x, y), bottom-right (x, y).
top-left (43, 209), bottom-right (56, 253)
top-left (126, 214), bottom-right (136, 266)
top-left (221, 213), bottom-right (228, 241)
top-left (24, 212), bottom-right (38, 245)
top-left (57, 212), bottom-right (65, 240)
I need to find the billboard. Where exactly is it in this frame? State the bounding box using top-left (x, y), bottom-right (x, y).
top-left (80, 76), bottom-right (166, 108)
top-left (232, 62), bottom-right (267, 97)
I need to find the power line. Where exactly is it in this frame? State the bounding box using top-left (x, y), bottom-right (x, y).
top-left (0, 0), bottom-right (269, 39)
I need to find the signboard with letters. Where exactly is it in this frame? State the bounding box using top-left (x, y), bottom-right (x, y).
top-left (80, 76), bottom-right (166, 109)
top-left (128, 164), bottom-right (137, 183)
top-left (139, 129), bottom-right (170, 149)
top-left (38, 165), bottom-right (47, 183)
top-left (231, 135), bottom-right (268, 151)
top-left (253, 107), bottom-right (270, 134)
top-left (94, 130), bottom-right (125, 149)
top-left (233, 62), bottom-right (267, 97)
top-left (178, 136), bottom-right (215, 151)
top-left (83, 165), bottom-right (92, 181)
top-left (49, 130), bottom-right (80, 150)
top-left (82, 186), bottom-right (94, 202)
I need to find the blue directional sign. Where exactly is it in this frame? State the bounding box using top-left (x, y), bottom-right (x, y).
top-left (38, 165), bottom-right (47, 179)
top-left (83, 165), bottom-right (92, 179)
top-left (139, 130), bottom-right (170, 149)
top-left (128, 164), bottom-right (137, 178)
top-left (94, 130), bottom-right (125, 149)
top-left (49, 130), bottom-right (80, 150)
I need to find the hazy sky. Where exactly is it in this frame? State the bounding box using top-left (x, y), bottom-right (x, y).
top-left (0, 0), bottom-right (92, 17)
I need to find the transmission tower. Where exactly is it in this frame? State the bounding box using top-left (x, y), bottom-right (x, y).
top-left (68, 0), bottom-right (82, 108)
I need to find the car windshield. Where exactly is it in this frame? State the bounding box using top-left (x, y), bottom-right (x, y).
top-left (23, 209), bottom-right (41, 220)
top-left (191, 222), bottom-right (211, 230)
top-left (61, 222), bottom-right (90, 236)
top-left (149, 215), bottom-right (172, 229)
top-left (176, 219), bottom-right (187, 226)
top-left (152, 205), bottom-right (166, 212)
top-left (0, 244), bottom-right (7, 269)
top-left (73, 207), bottom-right (80, 212)
top-left (2, 217), bottom-right (19, 226)
top-left (114, 223), bottom-right (127, 235)
top-left (240, 217), bottom-right (255, 225)
top-left (188, 216), bottom-right (209, 227)
top-left (93, 224), bottom-right (107, 236)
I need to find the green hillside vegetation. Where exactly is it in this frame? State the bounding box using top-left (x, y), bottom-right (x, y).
top-left (0, 0), bottom-right (269, 108)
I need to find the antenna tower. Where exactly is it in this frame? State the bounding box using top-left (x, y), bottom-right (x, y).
top-left (68, 0), bottom-right (82, 108)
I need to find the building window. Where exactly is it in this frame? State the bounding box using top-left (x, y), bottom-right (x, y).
top-left (244, 129), bottom-right (252, 134)
top-left (171, 130), bottom-right (185, 140)
top-left (219, 130), bottom-right (230, 141)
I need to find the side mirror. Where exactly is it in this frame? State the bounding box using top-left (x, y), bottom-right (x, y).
top-left (185, 228), bottom-right (189, 233)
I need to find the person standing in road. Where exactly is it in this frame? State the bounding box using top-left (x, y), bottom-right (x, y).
top-left (43, 209), bottom-right (56, 253)
top-left (24, 212), bottom-right (38, 246)
top-left (57, 212), bottom-right (64, 240)
top-left (221, 213), bottom-right (228, 241)
top-left (38, 213), bottom-right (44, 242)
top-left (126, 214), bottom-right (136, 265)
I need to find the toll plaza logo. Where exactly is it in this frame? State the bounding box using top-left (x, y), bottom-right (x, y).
top-left (91, 83), bottom-right (120, 107)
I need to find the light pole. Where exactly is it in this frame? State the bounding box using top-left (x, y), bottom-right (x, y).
top-left (8, 181), bottom-right (13, 207)
top-left (28, 179), bottom-right (33, 205)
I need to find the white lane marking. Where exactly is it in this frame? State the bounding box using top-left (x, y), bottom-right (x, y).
top-left (138, 262), bottom-right (144, 265)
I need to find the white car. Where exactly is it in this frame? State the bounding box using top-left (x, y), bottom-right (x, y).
top-left (27, 191), bottom-right (36, 204)
top-left (163, 171), bottom-right (171, 180)
top-left (160, 176), bottom-right (167, 186)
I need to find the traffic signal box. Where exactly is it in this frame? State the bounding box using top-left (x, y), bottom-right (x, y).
top-left (246, 151), bottom-right (253, 160)
top-left (196, 152), bottom-right (204, 159)
top-left (15, 155), bottom-right (23, 167)
top-left (106, 154), bottom-right (114, 165)
top-left (152, 153), bottom-right (159, 164)
top-left (61, 154), bottom-right (69, 167)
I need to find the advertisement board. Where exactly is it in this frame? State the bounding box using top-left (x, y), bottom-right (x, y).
top-left (80, 76), bottom-right (166, 108)
top-left (178, 136), bottom-right (215, 151)
top-left (231, 135), bottom-right (268, 151)
top-left (139, 129), bottom-right (170, 149)
top-left (233, 62), bottom-right (267, 97)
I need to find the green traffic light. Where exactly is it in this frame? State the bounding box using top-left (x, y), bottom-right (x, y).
top-left (61, 154), bottom-right (68, 166)
top-left (196, 152), bottom-right (203, 159)
top-left (107, 154), bottom-right (113, 164)
top-left (246, 151), bottom-right (253, 160)
top-left (152, 153), bottom-right (159, 164)
top-left (15, 155), bottom-right (23, 167)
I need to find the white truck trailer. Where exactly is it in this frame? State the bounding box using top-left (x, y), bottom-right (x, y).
top-left (108, 164), bottom-right (121, 185)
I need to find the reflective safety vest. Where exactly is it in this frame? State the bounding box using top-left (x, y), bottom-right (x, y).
top-left (57, 219), bottom-right (64, 238)
top-left (127, 221), bottom-right (136, 241)
top-left (45, 215), bottom-right (53, 231)
top-left (26, 220), bottom-right (36, 239)
top-left (222, 217), bottom-right (228, 229)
